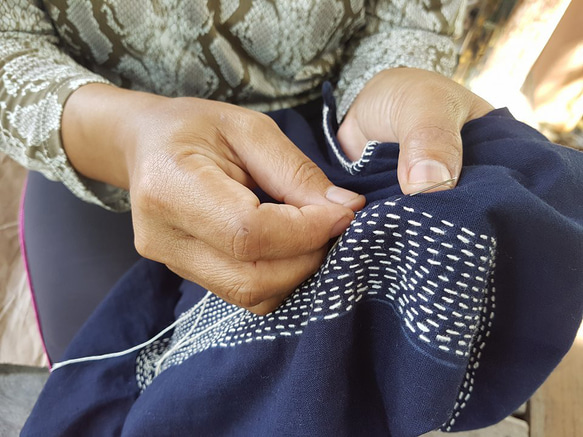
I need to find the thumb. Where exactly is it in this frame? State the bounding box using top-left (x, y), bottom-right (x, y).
top-left (396, 107), bottom-right (465, 195)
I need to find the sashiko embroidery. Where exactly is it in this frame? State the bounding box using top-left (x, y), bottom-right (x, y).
top-left (23, 86), bottom-right (583, 437)
top-left (136, 200), bottom-right (497, 394)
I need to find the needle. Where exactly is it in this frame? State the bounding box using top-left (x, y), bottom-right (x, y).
top-left (408, 177), bottom-right (458, 197)
top-left (326, 176), bottom-right (458, 254)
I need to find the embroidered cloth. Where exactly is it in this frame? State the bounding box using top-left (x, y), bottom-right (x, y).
top-left (23, 86), bottom-right (583, 436)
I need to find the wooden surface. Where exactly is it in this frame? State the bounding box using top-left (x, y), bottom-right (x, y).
top-left (529, 323), bottom-right (583, 437)
top-left (422, 416), bottom-right (528, 437)
top-left (0, 154), bottom-right (46, 367)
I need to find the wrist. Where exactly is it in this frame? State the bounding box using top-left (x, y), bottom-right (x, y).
top-left (62, 83), bottom-right (167, 190)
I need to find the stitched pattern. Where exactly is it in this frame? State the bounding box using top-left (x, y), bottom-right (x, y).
top-left (442, 271), bottom-right (496, 431)
top-left (322, 102), bottom-right (381, 174)
top-left (136, 199), bottom-right (496, 394)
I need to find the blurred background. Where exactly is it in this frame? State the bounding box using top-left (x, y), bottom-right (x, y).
top-left (456, 0), bottom-right (582, 150)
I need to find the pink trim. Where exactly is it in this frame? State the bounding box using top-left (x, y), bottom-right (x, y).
top-left (18, 174), bottom-right (52, 368)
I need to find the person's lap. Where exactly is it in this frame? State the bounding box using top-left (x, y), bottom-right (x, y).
top-left (21, 171), bottom-right (139, 364)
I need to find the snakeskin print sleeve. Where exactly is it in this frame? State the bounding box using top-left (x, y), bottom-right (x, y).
top-left (0, 0), bottom-right (129, 211)
top-left (335, 0), bottom-right (466, 119)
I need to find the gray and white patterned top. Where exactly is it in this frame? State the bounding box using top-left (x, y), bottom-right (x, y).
top-left (0, 0), bottom-right (465, 211)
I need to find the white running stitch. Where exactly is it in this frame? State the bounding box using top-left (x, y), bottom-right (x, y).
top-left (135, 200), bottom-right (497, 396)
top-left (442, 238), bottom-right (497, 431)
top-left (322, 103), bottom-right (380, 174)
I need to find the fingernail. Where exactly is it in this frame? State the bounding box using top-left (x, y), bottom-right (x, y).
top-left (330, 215), bottom-right (353, 238)
top-left (326, 186), bottom-right (362, 206)
top-left (408, 160), bottom-right (452, 187)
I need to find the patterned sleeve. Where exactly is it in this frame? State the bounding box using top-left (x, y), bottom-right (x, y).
top-left (0, 0), bottom-right (130, 211)
top-left (335, 0), bottom-right (467, 120)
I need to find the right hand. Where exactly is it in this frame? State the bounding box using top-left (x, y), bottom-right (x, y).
top-left (62, 85), bottom-right (364, 314)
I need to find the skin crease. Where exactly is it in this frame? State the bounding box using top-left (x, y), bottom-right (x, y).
top-left (62, 67), bottom-right (493, 314)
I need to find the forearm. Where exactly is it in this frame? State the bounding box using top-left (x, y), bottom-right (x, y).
top-left (61, 84), bottom-right (168, 190)
top-left (0, 0), bottom-right (130, 210)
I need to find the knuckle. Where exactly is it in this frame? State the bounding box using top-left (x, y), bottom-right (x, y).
top-left (131, 167), bottom-right (172, 216)
top-left (229, 217), bottom-right (262, 262)
top-left (289, 159), bottom-right (321, 189)
top-left (133, 229), bottom-right (155, 259)
top-left (405, 125), bottom-right (462, 161)
top-left (254, 111), bottom-right (278, 129)
top-left (133, 234), bottom-right (149, 257)
top-left (227, 276), bottom-right (269, 308)
top-left (132, 216), bottom-right (181, 264)
top-left (243, 111), bottom-right (277, 136)
top-left (443, 90), bottom-right (468, 116)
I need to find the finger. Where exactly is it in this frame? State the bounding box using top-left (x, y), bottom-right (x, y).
top-left (394, 92), bottom-right (469, 195)
top-left (393, 76), bottom-right (495, 195)
top-left (397, 122), bottom-right (464, 195)
top-left (246, 296), bottom-right (286, 316)
top-left (224, 112), bottom-right (365, 211)
top-left (164, 234), bottom-right (328, 314)
top-left (337, 68), bottom-right (494, 196)
top-left (136, 160), bottom-right (354, 261)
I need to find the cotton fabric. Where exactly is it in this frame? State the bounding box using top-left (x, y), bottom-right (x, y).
top-left (23, 86), bottom-right (583, 436)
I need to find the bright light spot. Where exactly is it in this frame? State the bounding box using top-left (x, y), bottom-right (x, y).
top-left (576, 321), bottom-right (583, 345)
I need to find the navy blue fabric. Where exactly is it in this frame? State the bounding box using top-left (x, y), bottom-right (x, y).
top-left (23, 86), bottom-right (583, 437)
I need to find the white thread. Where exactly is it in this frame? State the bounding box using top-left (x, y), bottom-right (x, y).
top-left (457, 235), bottom-right (471, 244)
top-left (51, 292), bottom-right (214, 372)
top-left (174, 306), bottom-right (246, 356)
top-left (321, 103), bottom-right (379, 174)
top-left (322, 104), bottom-right (350, 170)
top-left (154, 294), bottom-right (211, 376)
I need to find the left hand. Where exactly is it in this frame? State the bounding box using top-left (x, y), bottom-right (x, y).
top-left (337, 68), bottom-right (494, 194)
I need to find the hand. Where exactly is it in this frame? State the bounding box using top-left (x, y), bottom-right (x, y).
top-left (337, 68), bottom-right (494, 194)
top-left (62, 85), bottom-right (365, 314)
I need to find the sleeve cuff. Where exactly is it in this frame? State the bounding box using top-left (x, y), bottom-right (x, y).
top-left (43, 76), bottom-right (131, 212)
top-left (334, 29), bottom-right (458, 121)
